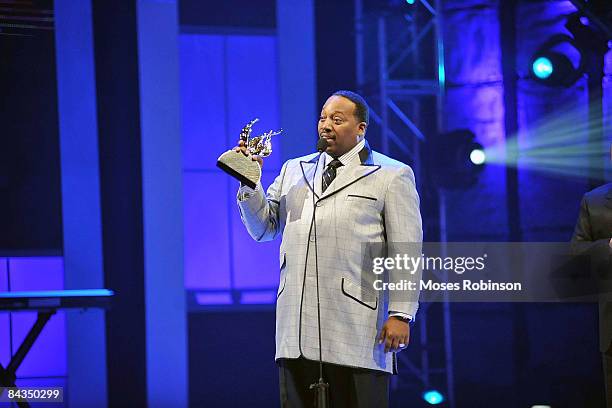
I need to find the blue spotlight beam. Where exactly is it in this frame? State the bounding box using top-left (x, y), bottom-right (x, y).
top-left (483, 100), bottom-right (611, 180)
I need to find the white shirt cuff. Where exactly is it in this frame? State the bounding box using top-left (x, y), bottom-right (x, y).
top-left (389, 312), bottom-right (413, 322)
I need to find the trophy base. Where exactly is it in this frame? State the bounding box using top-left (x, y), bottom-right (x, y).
top-left (216, 150), bottom-right (261, 189)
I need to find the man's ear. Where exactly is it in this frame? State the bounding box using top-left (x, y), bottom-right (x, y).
top-left (358, 122), bottom-right (367, 136)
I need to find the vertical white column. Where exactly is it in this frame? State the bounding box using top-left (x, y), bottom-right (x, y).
top-left (54, 1), bottom-right (108, 407)
top-left (136, 1), bottom-right (188, 406)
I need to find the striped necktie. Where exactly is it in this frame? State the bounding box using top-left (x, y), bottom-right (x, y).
top-left (322, 159), bottom-right (343, 193)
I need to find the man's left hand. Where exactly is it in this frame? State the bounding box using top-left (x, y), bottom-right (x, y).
top-left (378, 316), bottom-right (410, 353)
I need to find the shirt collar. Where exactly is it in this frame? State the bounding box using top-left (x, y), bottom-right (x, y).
top-left (324, 139), bottom-right (366, 167)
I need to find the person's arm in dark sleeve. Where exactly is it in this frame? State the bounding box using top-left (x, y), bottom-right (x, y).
top-left (570, 196), bottom-right (610, 256)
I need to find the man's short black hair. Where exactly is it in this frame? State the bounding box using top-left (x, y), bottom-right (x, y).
top-left (332, 90), bottom-right (369, 125)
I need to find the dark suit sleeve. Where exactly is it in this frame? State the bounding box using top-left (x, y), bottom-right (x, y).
top-left (570, 194), bottom-right (612, 302)
top-left (572, 196), bottom-right (593, 242)
top-left (570, 196), bottom-right (610, 256)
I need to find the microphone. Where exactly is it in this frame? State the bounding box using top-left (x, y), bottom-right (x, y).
top-left (309, 137), bottom-right (329, 408)
top-left (316, 137), bottom-right (329, 153)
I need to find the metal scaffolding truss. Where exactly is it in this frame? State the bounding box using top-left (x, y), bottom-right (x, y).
top-left (354, 0), bottom-right (445, 161)
top-left (354, 0), bottom-right (455, 406)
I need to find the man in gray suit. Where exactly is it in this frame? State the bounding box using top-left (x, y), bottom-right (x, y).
top-left (571, 182), bottom-right (612, 407)
top-left (235, 90), bottom-right (422, 407)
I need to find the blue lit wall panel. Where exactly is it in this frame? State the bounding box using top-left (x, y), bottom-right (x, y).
top-left (442, 6), bottom-right (508, 241)
top-left (444, 85), bottom-right (508, 240)
top-left (443, 5), bottom-right (502, 85)
top-left (9, 257), bottom-right (64, 291)
top-left (184, 172), bottom-right (231, 289)
top-left (241, 291), bottom-right (277, 304)
top-left (226, 35), bottom-right (282, 171)
top-left (231, 170), bottom-right (281, 290)
top-left (444, 85), bottom-right (505, 148)
top-left (11, 312), bottom-right (67, 378)
top-left (180, 34), bottom-right (227, 170)
top-left (0, 259), bottom-right (8, 369)
top-left (181, 33), bottom-right (282, 303)
top-left (195, 292), bottom-right (233, 305)
top-left (9, 257), bottom-right (66, 377)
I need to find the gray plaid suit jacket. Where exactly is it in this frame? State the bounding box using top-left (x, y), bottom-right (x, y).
top-left (237, 141), bottom-right (422, 373)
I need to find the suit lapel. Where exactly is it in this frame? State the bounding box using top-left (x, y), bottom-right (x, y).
top-left (299, 154), bottom-right (324, 199)
top-left (319, 141), bottom-right (380, 200)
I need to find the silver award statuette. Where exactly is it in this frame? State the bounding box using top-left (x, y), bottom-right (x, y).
top-left (216, 118), bottom-right (283, 189)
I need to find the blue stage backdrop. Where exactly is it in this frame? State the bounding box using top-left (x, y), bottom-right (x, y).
top-left (180, 33), bottom-right (283, 304)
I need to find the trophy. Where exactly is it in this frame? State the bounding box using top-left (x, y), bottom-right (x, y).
top-left (216, 118), bottom-right (283, 189)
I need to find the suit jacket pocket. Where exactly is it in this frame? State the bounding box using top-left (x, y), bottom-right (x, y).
top-left (341, 276), bottom-right (378, 310)
top-left (346, 194), bottom-right (377, 203)
top-left (277, 253), bottom-right (287, 299)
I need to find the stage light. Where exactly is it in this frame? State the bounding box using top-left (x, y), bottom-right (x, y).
top-left (422, 390), bottom-right (444, 405)
top-left (427, 129), bottom-right (486, 189)
top-left (405, 0), bottom-right (416, 4)
top-left (470, 148), bottom-right (486, 165)
top-left (532, 57), bottom-right (553, 79)
top-left (530, 34), bottom-right (584, 87)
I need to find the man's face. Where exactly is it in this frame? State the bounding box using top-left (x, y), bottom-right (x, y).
top-left (318, 95), bottom-right (367, 157)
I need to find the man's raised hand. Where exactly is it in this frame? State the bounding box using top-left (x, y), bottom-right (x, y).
top-left (233, 140), bottom-right (263, 168)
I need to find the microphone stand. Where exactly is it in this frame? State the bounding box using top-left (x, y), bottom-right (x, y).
top-left (309, 140), bottom-right (330, 408)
